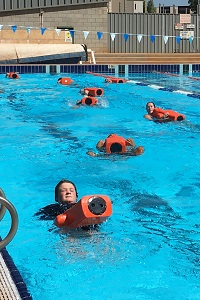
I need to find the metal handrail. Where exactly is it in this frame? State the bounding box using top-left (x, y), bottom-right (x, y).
top-left (0, 196), bottom-right (18, 251)
top-left (0, 188), bottom-right (6, 221)
top-left (0, 188), bottom-right (7, 221)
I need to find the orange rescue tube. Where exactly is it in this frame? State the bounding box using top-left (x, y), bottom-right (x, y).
top-left (154, 109), bottom-right (185, 123)
top-left (7, 72), bottom-right (20, 79)
top-left (165, 110), bottom-right (185, 121)
top-left (105, 134), bottom-right (127, 154)
top-left (57, 77), bottom-right (74, 85)
top-left (81, 96), bottom-right (98, 106)
top-left (55, 195), bottom-right (112, 228)
top-left (105, 77), bottom-right (126, 83)
top-left (83, 87), bottom-right (104, 97)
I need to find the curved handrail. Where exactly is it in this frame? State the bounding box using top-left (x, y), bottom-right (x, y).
top-left (0, 188), bottom-right (7, 221)
top-left (0, 196), bottom-right (18, 251)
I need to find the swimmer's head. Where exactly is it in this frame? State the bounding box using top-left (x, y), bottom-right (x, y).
top-left (55, 179), bottom-right (78, 204)
top-left (146, 102), bottom-right (156, 114)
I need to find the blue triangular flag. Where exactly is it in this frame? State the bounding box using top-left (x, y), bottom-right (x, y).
top-left (97, 31), bottom-right (103, 40)
top-left (12, 25), bottom-right (17, 33)
top-left (41, 27), bottom-right (46, 35)
top-left (69, 30), bottom-right (75, 37)
top-left (176, 36), bottom-right (181, 44)
top-left (123, 33), bottom-right (129, 42)
top-left (150, 35), bottom-right (155, 43)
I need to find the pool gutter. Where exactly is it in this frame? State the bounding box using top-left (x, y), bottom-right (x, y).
top-left (0, 246), bottom-right (32, 300)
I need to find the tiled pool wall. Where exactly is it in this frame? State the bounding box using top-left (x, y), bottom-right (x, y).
top-left (1, 64), bottom-right (200, 75)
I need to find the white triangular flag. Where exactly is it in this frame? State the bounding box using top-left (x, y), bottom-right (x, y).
top-left (163, 36), bottom-right (169, 44)
top-left (137, 34), bottom-right (143, 43)
top-left (26, 27), bottom-right (31, 35)
top-left (55, 29), bottom-right (61, 36)
top-left (110, 33), bottom-right (116, 41)
top-left (83, 31), bottom-right (89, 40)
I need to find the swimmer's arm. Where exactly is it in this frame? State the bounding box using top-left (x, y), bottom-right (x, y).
top-left (126, 138), bottom-right (136, 147)
top-left (76, 100), bottom-right (82, 106)
top-left (71, 102), bottom-right (81, 109)
top-left (96, 140), bottom-right (105, 150)
top-left (144, 114), bottom-right (154, 120)
top-left (87, 151), bottom-right (103, 157)
top-left (130, 146), bottom-right (144, 156)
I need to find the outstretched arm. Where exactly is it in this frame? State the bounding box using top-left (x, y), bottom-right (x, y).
top-left (126, 138), bottom-right (136, 147)
top-left (144, 114), bottom-right (154, 120)
top-left (131, 146), bottom-right (144, 156)
top-left (87, 151), bottom-right (97, 157)
top-left (96, 140), bottom-right (105, 150)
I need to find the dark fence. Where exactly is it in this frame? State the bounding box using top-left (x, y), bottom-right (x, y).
top-left (108, 13), bottom-right (200, 53)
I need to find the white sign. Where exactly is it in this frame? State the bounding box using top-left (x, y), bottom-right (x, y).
top-left (187, 24), bottom-right (195, 29)
top-left (65, 30), bottom-right (72, 43)
top-left (180, 14), bottom-right (191, 24)
top-left (175, 23), bottom-right (184, 30)
top-left (180, 31), bottom-right (194, 39)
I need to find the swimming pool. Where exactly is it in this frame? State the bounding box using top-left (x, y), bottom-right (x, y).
top-left (1, 71), bottom-right (200, 300)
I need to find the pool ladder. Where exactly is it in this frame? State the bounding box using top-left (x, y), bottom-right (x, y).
top-left (0, 188), bottom-right (18, 251)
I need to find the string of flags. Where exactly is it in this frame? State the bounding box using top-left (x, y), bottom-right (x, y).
top-left (0, 24), bottom-right (195, 44)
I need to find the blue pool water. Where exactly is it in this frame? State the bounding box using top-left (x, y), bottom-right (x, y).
top-left (1, 71), bottom-right (200, 300)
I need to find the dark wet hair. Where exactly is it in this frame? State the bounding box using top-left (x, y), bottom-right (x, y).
top-left (146, 102), bottom-right (156, 109)
top-left (110, 142), bottom-right (123, 153)
top-left (54, 179), bottom-right (78, 202)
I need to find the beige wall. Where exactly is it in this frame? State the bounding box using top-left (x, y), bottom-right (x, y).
top-left (0, 29), bottom-right (70, 44)
top-left (0, 6), bottom-right (108, 52)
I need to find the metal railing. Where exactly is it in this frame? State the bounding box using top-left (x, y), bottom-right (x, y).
top-left (0, 189), bottom-right (18, 251)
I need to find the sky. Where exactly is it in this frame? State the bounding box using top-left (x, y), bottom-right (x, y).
top-left (154, 0), bottom-right (188, 6)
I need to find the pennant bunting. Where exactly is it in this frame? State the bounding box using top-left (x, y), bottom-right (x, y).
top-left (137, 34), bottom-right (143, 43)
top-left (0, 23), bottom-right (197, 45)
top-left (83, 31), bottom-right (89, 40)
top-left (55, 29), bottom-right (61, 36)
top-left (123, 33), bottom-right (129, 42)
top-left (150, 35), bottom-right (155, 43)
top-left (176, 36), bottom-right (181, 44)
top-left (163, 36), bottom-right (168, 44)
top-left (12, 25), bottom-right (17, 33)
top-left (97, 31), bottom-right (103, 40)
top-left (110, 33), bottom-right (116, 41)
top-left (189, 36), bottom-right (194, 44)
top-left (69, 30), bottom-right (75, 38)
top-left (26, 27), bottom-right (31, 35)
top-left (41, 27), bottom-right (46, 35)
